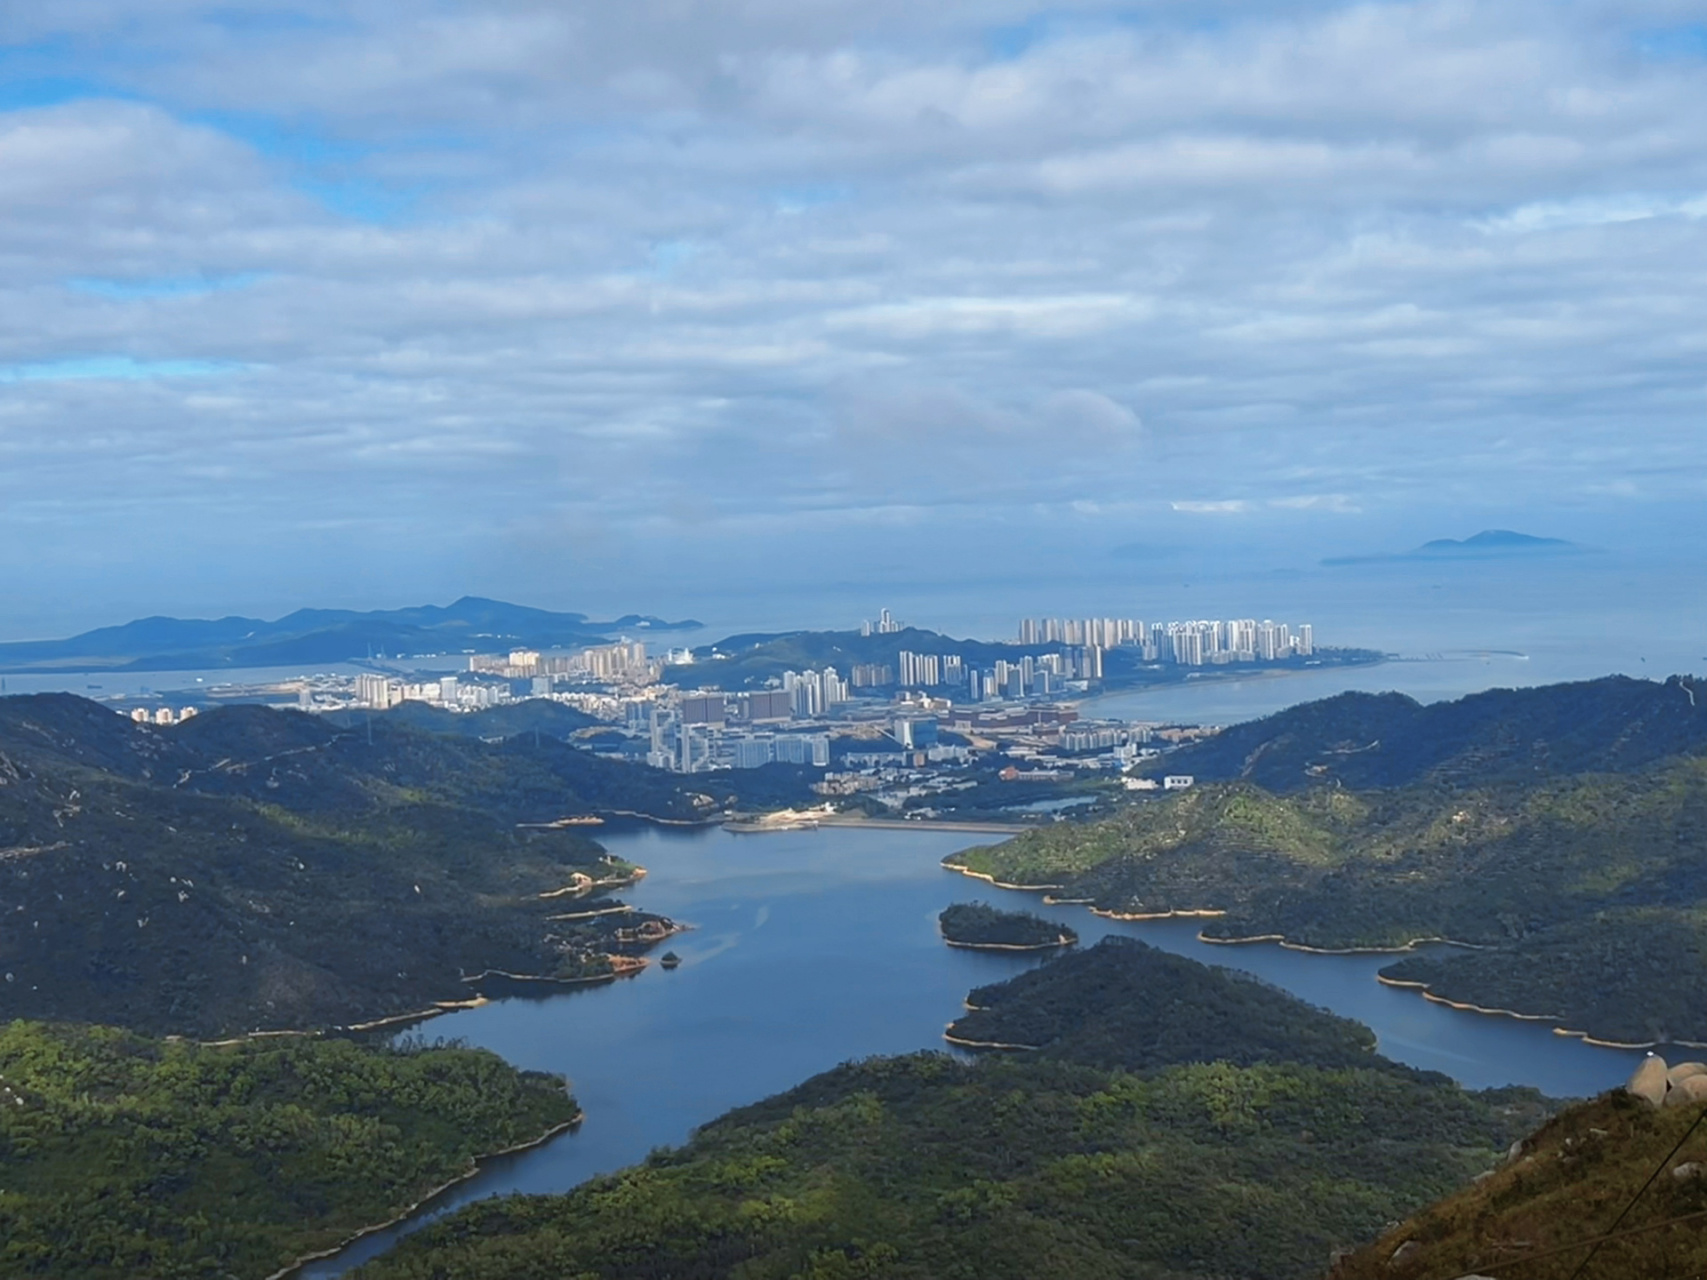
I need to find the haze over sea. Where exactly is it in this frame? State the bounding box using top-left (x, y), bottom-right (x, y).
top-left (13, 546), bottom-right (1695, 729)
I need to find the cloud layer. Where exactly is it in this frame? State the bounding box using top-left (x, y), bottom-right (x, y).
top-left (2, 1), bottom-right (1706, 626)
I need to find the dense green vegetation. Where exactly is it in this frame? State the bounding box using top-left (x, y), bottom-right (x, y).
top-left (950, 937), bottom-right (1386, 1072)
top-left (1145, 674), bottom-right (1707, 791)
top-left (0, 694), bottom-right (809, 1035)
top-left (1380, 907), bottom-right (1707, 1046)
top-left (358, 938), bottom-right (1544, 1280)
top-left (0, 1020), bottom-right (579, 1279)
top-left (1330, 1087), bottom-right (1707, 1280)
top-left (947, 752), bottom-right (1707, 1042)
top-left (937, 902), bottom-right (1076, 950)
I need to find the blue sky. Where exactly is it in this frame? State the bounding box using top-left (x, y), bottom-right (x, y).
top-left (2, 1), bottom-right (1706, 636)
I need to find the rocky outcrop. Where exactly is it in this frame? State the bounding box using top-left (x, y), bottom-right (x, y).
top-left (1624, 1054), bottom-right (1707, 1107)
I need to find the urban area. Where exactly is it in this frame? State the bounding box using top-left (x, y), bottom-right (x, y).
top-left (122, 611), bottom-right (1322, 817)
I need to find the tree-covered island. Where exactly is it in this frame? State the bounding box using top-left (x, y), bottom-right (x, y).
top-left (937, 901), bottom-right (1077, 950)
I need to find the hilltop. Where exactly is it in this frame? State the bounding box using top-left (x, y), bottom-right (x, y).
top-left (949, 935), bottom-right (1386, 1071)
top-left (0, 693), bottom-right (815, 1036)
top-left (0, 596), bottom-right (701, 674)
top-left (1143, 673), bottom-right (1707, 791)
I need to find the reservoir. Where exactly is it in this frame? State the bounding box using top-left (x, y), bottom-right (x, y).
top-left (305, 822), bottom-right (1646, 1277)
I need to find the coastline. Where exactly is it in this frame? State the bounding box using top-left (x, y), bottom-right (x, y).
top-left (1091, 906), bottom-right (1226, 923)
top-left (1376, 973), bottom-right (1707, 1051)
top-left (462, 956), bottom-right (649, 989)
top-left (826, 816), bottom-right (1033, 835)
top-left (942, 1028), bottom-right (1041, 1052)
top-left (941, 860), bottom-right (1064, 892)
top-left (266, 1112), bottom-right (584, 1280)
top-left (938, 859), bottom-right (1662, 1055)
top-left (1082, 650), bottom-right (1388, 707)
top-left (941, 935), bottom-right (1075, 952)
top-left (1204, 931), bottom-right (1484, 957)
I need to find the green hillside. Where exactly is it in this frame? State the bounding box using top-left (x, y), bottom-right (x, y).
top-left (948, 759), bottom-right (1707, 1043)
top-left (0, 695), bottom-right (811, 1036)
top-left (355, 939), bottom-right (1545, 1280)
top-left (1144, 674), bottom-right (1707, 791)
top-left (0, 1021), bottom-right (578, 1280)
top-left (1329, 1081), bottom-right (1707, 1280)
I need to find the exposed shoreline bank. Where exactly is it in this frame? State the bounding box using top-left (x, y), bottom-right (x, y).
top-left (941, 936), bottom-right (1075, 952)
top-left (267, 1112), bottom-right (584, 1280)
top-left (942, 859), bottom-right (1653, 1049)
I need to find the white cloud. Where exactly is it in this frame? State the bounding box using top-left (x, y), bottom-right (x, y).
top-left (1172, 499), bottom-right (1252, 514)
top-left (3, 0), bottom-right (1707, 613)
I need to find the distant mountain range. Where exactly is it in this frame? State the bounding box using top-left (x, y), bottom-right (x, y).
top-left (0, 596), bottom-right (701, 673)
top-left (1323, 528), bottom-right (1581, 566)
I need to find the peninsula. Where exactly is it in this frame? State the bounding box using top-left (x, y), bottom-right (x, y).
top-left (0, 693), bottom-right (804, 1037)
top-left (944, 675), bottom-right (1707, 1045)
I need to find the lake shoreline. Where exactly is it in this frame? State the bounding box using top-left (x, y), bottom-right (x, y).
top-left (268, 1113), bottom-right (585, 1280)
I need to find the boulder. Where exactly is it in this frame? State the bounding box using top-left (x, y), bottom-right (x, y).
top-left (1388, 1239), bottom-right (1420, 1267)
top-left (1672, 1161), bottom-right (1704, 1181)
top-left (1627, 1055), bottom-right (1669, 1106)
top-left (1668, 1075), bottom-right (1707, 1107)
top-left (1668, 1061), bottom-right (1707, 1084)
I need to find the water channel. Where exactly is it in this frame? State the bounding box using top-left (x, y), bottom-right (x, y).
top-left (304, 822), bottom-right (1648, 1276)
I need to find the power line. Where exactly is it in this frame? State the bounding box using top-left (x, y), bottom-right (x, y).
top-left (1417, 1108), bottom-right (1707, 1279)
top-left (1563, 1106), bottom-right (1707, 1280)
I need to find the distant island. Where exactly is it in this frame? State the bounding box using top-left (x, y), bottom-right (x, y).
top-left (938, 902), bottom-right (1077, 950)
top-left (0, 596), bottom-right (702, 674)
top-left (1323, 528), bottom-right (1581, 566)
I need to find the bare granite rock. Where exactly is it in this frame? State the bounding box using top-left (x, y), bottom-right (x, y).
top-left (1627, 1055), bottom-right (1669, 1106)
top-left (1665, 1074), bottom-right (1707, 1107)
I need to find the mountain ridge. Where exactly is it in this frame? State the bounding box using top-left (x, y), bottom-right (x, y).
top-left (0, 596), bottom-right (702, 673)
top-left (1324, 528), bottom-right (1582, 566)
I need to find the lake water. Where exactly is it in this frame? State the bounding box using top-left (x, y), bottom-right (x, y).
top-left (303, 821), bottom-right (1648, 1277)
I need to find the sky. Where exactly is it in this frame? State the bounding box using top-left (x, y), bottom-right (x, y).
top-left (2, 1), bottom-right (1706, 637)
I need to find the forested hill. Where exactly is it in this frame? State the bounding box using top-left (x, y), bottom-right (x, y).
top-left (0, 695), bottom-right (815, 1035)
top-left (950, 935), bottom-right (1393, 1073)
top-left (359, 938), bottom-right (1545, 1280)
top-left (1147, 674), bottom-right (1707, 790)
top-left (0, 1023), bottom-right (580, 1280)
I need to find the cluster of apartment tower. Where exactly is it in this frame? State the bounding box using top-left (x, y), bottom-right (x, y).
top-left (1018, 617), bottom-right (1314, 665)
